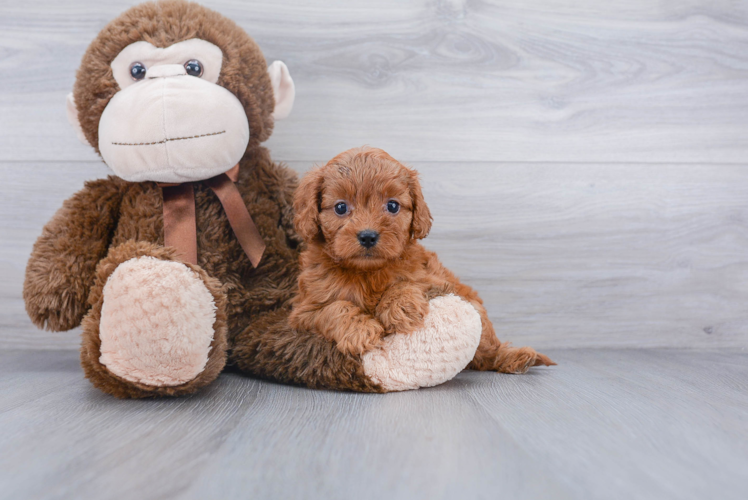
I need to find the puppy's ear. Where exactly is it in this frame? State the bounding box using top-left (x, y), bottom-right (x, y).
top-left (294, 167), bottom-right (325, 242)
top-left (408, 169), bottom-right (432, 239)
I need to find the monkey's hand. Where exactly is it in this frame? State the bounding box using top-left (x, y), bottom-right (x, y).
top-left (24, 178), bottom-right (123, 331)
top-left (376, 282), bottom-right (430, 335)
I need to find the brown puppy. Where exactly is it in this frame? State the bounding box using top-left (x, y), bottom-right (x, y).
top-left (290, 147), bottom-right (555, 373)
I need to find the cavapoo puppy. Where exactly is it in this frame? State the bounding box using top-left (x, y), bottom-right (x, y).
top-left (290, 147), bottom-right (555, 373)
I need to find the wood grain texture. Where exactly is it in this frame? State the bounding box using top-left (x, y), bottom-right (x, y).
top-left (3, 161), bottom-right (747, 349)
top-left (0, 349), bottom-right (746, 500)
top-left (2, 0), bottom-right (747, 349)
top-left (1, 0), bottom-right (747, 163)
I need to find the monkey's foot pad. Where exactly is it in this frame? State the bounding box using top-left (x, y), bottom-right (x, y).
top-left (362, 294), bottom-right (482, 391)
top-left (98, 256), bottom-right (217, 387)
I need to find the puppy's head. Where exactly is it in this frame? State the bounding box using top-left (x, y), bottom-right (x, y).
top-left (294, 147), bottom-right (432, 269)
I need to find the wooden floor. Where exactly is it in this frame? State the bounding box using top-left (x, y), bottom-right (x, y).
top-left (0, 348), bottom-right (745, 500)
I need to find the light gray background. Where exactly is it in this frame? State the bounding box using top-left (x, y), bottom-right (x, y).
top-left (1, 1), bottom-right (747, 499)
top-left (3, 0), bottom-right (747, 350)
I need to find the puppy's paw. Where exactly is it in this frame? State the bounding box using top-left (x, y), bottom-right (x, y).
top-left (376, 291), bottom-right (430, 335)
top-left (335, 317), bottom-right (385, 356)
top-left (425, 281), bottom-right (456, 301)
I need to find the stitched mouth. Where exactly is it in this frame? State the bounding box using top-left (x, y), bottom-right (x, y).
top-left (112, 130), bottom-right (226, 146)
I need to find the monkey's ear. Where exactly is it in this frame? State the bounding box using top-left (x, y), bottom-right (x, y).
top-left (268, 61), bottom-right (295, 120)
top-left (408, 169), bottom-right (433, 239)
top-left (66, 93), bottom-right (90, 146)
top-left (293, 167), bottom-right (324, 242)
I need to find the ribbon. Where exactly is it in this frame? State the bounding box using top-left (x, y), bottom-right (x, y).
top-left (159, 164), bottom-right (265, 267)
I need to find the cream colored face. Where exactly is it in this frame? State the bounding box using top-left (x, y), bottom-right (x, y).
top-left (99, 39), bottom-right (248, 183)
top-left (66, 39), bottom-right (295, 183)
top-left (110, 39), bottom-right (224, 89)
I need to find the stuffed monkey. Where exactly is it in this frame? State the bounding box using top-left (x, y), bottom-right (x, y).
top-left (24, 0), bottom-right (486, 398)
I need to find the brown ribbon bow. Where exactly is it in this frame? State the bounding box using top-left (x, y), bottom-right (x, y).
top-left (159, 164), bottom-right (265, 267)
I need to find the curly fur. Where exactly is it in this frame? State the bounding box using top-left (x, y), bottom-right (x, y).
top-left (290, 147), bottom-right (556, 372)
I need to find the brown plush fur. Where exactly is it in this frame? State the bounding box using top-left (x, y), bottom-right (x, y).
top-left (230, 305), bottom-right (384, 393)
top-left (290, 147), bottom-right (556, 373)
top-left (24, 0), bottom-right (382, 397)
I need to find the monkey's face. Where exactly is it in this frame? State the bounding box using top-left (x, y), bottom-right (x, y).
top-left (66, 1), bottom-right (295, 184)
top-left (96, 39), bottom-right (249, 183)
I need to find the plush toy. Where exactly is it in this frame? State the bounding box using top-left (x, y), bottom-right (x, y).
top-left (24, 0), bottom-right (534, 398)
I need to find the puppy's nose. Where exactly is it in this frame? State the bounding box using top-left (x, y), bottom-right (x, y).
top-left (357, 230), bottom-right (379, 249)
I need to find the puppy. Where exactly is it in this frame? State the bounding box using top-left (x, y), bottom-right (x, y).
top-left (290, 147), bottom-right (555, 373)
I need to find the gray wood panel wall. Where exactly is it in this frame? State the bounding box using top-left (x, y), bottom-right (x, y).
top-left (2, 0), bottom-right (747, 349)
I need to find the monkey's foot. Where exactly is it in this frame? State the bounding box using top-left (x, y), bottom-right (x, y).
top-left (81, 242), bottom-right (228, 398)
top-left (99, 256), bottom-right (219, 385)
top-left (361, 294), bottom-right (482, 391)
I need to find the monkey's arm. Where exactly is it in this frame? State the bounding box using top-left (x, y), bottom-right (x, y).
top-left (24, 177), bottom-right (124, 331)
top-left (274, 161), bottom-right (303, 249)
top-left (289, 299), bottom-right (385, 355)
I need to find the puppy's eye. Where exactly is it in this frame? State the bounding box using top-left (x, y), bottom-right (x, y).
top-left (387, 200), bottom-right (400, 214)
top-left (130, 62), bottom-right (146, 81)
top-left (184, 60), bottom-right (203, 77)
top-left (334, 202), bottom-right (348, 215)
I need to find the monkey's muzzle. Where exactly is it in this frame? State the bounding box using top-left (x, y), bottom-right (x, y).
top-left (98, 66), bottom-right (250, 183)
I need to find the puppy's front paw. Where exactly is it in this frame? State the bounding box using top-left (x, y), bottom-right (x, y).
top-left (335, 317), bottom-right (385, 356)
top-left (425, 281), bottom-right (456, 301)
top-left (376, 290), bottom-right (430, 335)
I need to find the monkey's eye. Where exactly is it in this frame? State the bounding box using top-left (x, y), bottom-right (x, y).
top-left (334, 202), bottom-right (349, 216)
top-left (184, 60), bottom-right (203, 77)
top-left (129, 62), bottom-right (146, 81)
top-left (386, 200), bottom-right (400, 214)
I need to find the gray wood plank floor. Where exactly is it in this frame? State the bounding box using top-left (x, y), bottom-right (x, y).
top-left (0, 349), bottom-right (746, 500)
